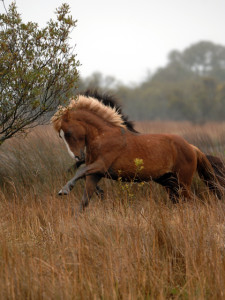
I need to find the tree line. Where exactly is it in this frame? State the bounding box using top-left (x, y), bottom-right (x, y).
top-left (79, 41), bottom-right (225, 123)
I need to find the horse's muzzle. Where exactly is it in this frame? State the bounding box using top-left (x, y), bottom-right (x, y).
top-left (75, 150), bottom-right (85, 162)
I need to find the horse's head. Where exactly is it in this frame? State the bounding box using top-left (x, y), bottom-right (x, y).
top-left (59, 113), bottom-right (86, 162)
top-left (51, 93), bottom-right (128, 163)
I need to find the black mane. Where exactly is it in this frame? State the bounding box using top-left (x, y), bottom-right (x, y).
top-left (82, 89), bottom-right (138, 133)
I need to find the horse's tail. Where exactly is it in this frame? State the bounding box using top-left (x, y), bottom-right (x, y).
top-left (205, 154), bottom-right (225, 188)
top-left (191, 145), bottom-right (224, 198)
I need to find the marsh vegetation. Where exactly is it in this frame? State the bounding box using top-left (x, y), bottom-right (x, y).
top-left (0, 122), bottom-right (225, 299)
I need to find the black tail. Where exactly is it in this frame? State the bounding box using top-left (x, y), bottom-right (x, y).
top-left (192, 146), bottom-right (224, 198)
top-left (206, 155), bottom-right (225, 189)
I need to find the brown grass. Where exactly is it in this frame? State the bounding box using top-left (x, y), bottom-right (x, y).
top-left (0, 122), bottom-right (225, 299)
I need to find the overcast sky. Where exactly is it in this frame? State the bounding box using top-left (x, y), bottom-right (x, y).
top-left (2, 0), bottom-right (225, 84)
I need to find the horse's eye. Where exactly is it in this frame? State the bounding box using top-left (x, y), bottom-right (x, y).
top-left (64, 131), bottom-right (71, 139)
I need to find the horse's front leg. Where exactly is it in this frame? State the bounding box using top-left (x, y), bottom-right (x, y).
top-left (66, 162), bottom-right (104, 199)
top-left (80, 175), bottom-right (102, 211)
top-left (95, 185), bottom-right (104, 200)
top-left (58, 175), bottom-right (78, 195)
top-left (58, 160), bottom-right (105, 195)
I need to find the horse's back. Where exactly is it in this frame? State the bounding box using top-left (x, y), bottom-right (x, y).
top-left (127, 132), bottom-right (196, 162)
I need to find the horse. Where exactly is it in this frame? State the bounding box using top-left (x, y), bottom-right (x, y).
top-left (65, 90), bottom-right (225, 199)
top-left (51, 93), bottom-right (225, 210)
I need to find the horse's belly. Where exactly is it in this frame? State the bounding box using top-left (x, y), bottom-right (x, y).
top-left (110, 154), bottom-right (173, 180)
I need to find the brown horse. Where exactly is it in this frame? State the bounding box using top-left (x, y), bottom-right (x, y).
top-left (52, 94), bottom-right (224, 210)
top-left (65, 90), bottom-right (225, 201)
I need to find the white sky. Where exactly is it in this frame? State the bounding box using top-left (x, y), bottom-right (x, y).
top-left (2, 0), bottom-right (225, 84)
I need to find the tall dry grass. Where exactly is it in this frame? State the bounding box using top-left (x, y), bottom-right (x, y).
top-left (0, 122), bottom-right (225, 299)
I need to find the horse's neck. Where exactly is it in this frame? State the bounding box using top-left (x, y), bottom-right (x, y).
top-left (75, 110), bottom-right (120, 145)
top-left (86, 123), bottom-right (113, 142)
top-left (82, 117), bottom-right (111, 143)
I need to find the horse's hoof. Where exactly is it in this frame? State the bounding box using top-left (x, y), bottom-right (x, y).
top-left (58, 188), bottom-right (70, 195)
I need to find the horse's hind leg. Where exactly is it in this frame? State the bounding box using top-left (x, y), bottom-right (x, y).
top-left (154, 172), bottom-right (179, 203)
top-left (154, 172), bottom-right (192, 203)
top-left (80, 175), bottom-right (102, 211)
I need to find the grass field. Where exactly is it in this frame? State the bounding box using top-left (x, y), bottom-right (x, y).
top-left (0, 121), bottom-right (225, 299)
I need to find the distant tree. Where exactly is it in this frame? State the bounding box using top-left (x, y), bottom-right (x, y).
top-left (151, 50), bottom-right (194, 84)
top-left (0, 2), bottom-right (80, 145)
top-left (151, 62), bottom-right (194, 83)
top-left (131, 41), bottom-right (225, 122)
top-left (151, 41), bottom-right (225, 84)
top-left (78, 72), bottom-right (120, 92)
top-left (168, 50), bottom-right (182, 63)
top-left (182, 41), bottom-right (225, 80)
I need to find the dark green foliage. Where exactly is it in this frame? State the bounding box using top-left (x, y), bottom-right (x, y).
top-left (0, 2), bottom-right (80, 144)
